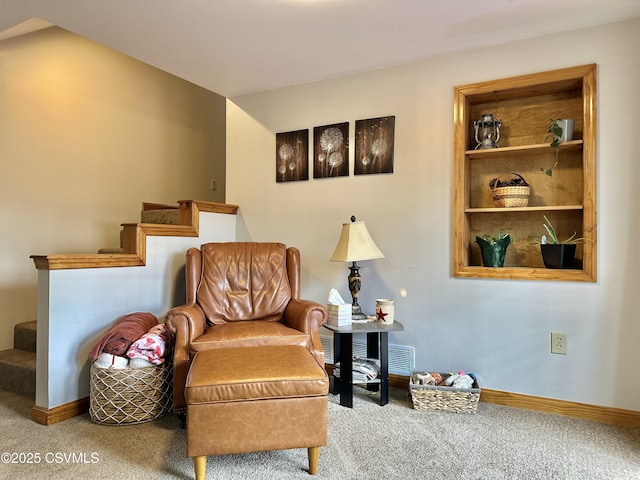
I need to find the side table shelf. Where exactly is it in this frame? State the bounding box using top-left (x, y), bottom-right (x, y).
top-left (324, 321), bottom-right (404, 408)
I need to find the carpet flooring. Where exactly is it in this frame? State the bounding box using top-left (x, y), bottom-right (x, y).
top-left (0, 386), bottom-right (638, 479)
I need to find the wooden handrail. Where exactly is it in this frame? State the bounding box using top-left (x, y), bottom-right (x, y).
top-left (30, 200), bottom-right (238, 271)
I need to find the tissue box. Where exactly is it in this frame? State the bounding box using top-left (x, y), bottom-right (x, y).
top-left (327, 304), bottom-right (352, 326)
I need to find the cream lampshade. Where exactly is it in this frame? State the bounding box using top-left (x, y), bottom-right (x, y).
top-left (330, 216), bottom-right (384, 320)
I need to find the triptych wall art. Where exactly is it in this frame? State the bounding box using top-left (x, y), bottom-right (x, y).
top-left (275, 116), bottom-right (395, 183)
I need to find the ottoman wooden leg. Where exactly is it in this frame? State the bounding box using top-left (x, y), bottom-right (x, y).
top-left (193, 455), bottom-right (207, 480)
top-left (308, 446), bottom-right (320, 475)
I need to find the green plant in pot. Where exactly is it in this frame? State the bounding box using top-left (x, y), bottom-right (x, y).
top-left (540, 119), bottom-right (573, 176)
top-left (536, 215), bottom-right (584, 269)
top-left (476, 230), bottom-right (511, 267)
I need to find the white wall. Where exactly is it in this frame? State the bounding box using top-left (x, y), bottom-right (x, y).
top-left (37, 211), bottom-right (236, 409)
top-left (226, 18), bottom-right (640, 411)
top-left (0, 27), bottom-right (226, 350)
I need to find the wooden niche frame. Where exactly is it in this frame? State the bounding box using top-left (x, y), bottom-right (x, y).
top-left (452, 64), bottom-right (597, 282)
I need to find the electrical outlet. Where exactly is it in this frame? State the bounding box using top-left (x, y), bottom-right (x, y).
top-left (551, 332), bottom-right (567, 355)
top-left (210, 179), bottom-right (217, 191)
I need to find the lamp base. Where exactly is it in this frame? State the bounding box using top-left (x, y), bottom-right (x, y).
top-left (351, 304), bottom-right (367, 320)
top-left (347, 262), bottom-right (368, 320)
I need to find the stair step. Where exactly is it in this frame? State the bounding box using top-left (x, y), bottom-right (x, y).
top-left (0, 349), bottom-right (36, 398)
top-left (97, 247), bottom-right (124, 254)
top-left (98, 209), bottom-right (180, 253)
top-left (14, 321), bottom-right (37, 353)
top-left (141, 209), bottom-right (180, 225)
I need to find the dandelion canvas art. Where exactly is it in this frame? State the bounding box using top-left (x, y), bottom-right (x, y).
top-left (313, 122), bottom-right (349, 179)
top-left (276, 129), bottom-right (309, 182)
top-left (354, 116), bottom-right (395, 175)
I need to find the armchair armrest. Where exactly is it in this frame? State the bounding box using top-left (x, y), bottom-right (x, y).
top-left (284, 299), bottom-right (327, 367)
top-left (165, 303), bottom-right (207, 413)
top-left (284, 299), bottom-right (327, 332)
top-left (165, 303), bottom-right (207, 344)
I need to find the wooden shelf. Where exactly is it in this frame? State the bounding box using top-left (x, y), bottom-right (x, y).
top-left (465, 140), bottom-right (583, 159)
top-left (454, 266), bottom-right (595, 282)
top-left (465, 205), bottom-right (583, 213)
top-left (452, 64), bottom-right (597, 282)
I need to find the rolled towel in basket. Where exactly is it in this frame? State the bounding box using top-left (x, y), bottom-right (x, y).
top-left (93, 352), bottom-right (129, 369)
top-left (129, 357), bottom-right (155, 369)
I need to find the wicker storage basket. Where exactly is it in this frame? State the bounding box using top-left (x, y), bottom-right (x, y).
top-left (409, 371), bottom-right (480, 414)
top-left (491, 173), bottom-right (530, 208)
top-left (89, 362), bottom-right (173, 425)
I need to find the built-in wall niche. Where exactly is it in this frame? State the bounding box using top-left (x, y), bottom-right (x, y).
top-left (452, 64), bottom-right (597, 282)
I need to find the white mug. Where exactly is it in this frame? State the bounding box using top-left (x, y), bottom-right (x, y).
top-left (554, 119), bottom-right (574, 142)
top-left (375, 299), bottom-right (394, 324)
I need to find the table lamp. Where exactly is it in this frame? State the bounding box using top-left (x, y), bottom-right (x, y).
top-left (330, 216), bottom-right (384, 320)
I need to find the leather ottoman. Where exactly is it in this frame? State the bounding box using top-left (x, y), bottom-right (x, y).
top-left (185, 345), bottom-right (329, 479)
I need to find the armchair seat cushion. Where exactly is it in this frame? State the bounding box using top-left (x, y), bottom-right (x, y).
top-left (185, 346), bottom-right (328, 405)
top-left (190, 321), bottom-right (310, 353)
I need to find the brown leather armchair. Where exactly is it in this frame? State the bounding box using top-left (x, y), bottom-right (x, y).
top-left (165, 242), bottom-right (327, 417)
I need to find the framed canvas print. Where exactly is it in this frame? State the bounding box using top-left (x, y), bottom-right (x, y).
top-left (354, 116), bottom-right (395, 175)
top-left (276, 129), bottom-right (309, 182)
top-left (313, 122), bottom-right (349, 178)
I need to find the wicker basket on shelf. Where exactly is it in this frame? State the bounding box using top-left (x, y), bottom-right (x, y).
top-left (490, 173), bottom-right (531, 208)
top-left (89, 361), bottom-right (173, 425)
top-left (409, 371), bottom-right (480, 414)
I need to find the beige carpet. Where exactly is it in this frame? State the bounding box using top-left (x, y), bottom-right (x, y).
top-left (0, 386), bottom-right (638, 479)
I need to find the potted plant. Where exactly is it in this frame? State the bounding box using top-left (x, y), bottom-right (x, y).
top-left (476, 230), bottom-right (511, 267)
top-left (540, 119), bottom-right (574, 176)
top-left (536, 215), bottom-right (584, 269)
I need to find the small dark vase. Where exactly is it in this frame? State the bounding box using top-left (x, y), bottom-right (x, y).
top-left (476, 234), bottom-right (511, 267)
top-left (540, 244), bottom-right (576, 269)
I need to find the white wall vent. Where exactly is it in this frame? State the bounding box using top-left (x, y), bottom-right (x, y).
top-left (320, 334), bottom-right (414, 376)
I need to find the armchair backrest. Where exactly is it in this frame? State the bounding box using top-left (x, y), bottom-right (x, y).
top-left (186, 242), bottom-right (300, 325)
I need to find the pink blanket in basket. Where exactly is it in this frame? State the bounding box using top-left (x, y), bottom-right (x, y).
top-left (126, 323), bottom-right (173, 366)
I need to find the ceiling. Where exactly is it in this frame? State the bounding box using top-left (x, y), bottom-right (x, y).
top-left (1, 0), bottom-right (639, 98)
